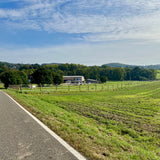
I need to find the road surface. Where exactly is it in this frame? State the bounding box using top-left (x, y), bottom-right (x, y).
top-left (0, 90), bottom-right (86, 160)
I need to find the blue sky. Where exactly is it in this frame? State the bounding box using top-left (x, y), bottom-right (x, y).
top-left (0, 0), bottom-right (160, 65)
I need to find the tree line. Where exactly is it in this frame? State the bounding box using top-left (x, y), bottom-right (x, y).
top-left (0, 63), bottom-right (157, 88)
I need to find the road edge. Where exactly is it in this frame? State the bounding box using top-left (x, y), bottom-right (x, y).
top-left (2, 91), bottom-right (86, 160)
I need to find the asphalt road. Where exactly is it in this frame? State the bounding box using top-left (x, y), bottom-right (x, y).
top-left (0, 91), bottom-right (86, 160)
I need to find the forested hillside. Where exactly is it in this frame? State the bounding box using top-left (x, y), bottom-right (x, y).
top-left (0, 62), bottom-right (156, 86)
top-left (104, 63), bottom-right (160, 70)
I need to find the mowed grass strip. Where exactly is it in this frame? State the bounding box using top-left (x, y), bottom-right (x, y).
top-left (5, 81), bottom-right (160, 160)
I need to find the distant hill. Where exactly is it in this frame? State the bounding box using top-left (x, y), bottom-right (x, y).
top-left (41, 63), bottom-right (62, 66)
top-left (144, 65), bottom-right (160, 70)
top-left (1, 61), bottom-right (160, 70)
top-left (103, 63), bottom-right (160, 70)
top-left (103, 63), bottom-right (137, 68)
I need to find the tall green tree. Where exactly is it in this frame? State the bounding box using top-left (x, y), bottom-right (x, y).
top-left (112, 68), bottom-right (125, 81)
top-left (53, 73), bottom-right (63, 85)
top-left (0, 64), bottom-right (9, 74)
top-left (32, 67), bottom-right (53, 85)
top-left (0, 70), bottom-right (28, 88)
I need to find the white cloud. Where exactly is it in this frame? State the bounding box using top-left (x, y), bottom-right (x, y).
top-left (0, 0), bottom-right (160, 42)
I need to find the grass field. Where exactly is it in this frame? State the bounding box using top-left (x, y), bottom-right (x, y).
top-left (156, 70), bottom-right (160, 80)
top-left (10, 81), bottom-right (150, 93)
top-left (4, 81), bottom-right (160, 160)
top-left (0, 83), bottom-right (4, 88)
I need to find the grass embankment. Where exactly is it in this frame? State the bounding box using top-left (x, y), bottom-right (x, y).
top-left (5, 81), bottom-right (160, 160)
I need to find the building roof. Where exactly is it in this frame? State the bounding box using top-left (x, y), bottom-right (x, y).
top-left (87, 79), bottom-right (99, 82)
top-left (63, 76), bottom-right (84, 78)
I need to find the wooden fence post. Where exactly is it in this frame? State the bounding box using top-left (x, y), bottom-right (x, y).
top-left (102, 85), bottom-right (104, 91)
top-left (56, 85), bottom-right (58, 91)
top-left (40, 83), bottom-right (42, 92)
top-left (20, 84), bottom-right (22, 93)
top-left (95, 84), bottom-right (97, 91)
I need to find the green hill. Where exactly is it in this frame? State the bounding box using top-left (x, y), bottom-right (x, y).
top-left (103, 63), bottom-right (160, 70)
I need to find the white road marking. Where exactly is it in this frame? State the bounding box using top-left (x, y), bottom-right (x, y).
top-left (2, 91), bottom-right (86, 160)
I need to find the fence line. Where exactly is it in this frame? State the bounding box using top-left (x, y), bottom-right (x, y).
top-left (7, 81), bottom-right (155, 94)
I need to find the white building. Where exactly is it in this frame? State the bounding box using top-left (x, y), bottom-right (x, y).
top-left (63, 76), bottom-right (85, 84)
